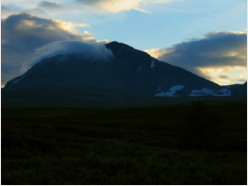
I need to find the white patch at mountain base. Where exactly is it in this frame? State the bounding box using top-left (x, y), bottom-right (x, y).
top-left (155, 92), bottom-right (167, 96)
top-left (190, 88), bottom-right (213, 96)
top-left (169, 85), bottom-right (185, 92)
top-left (155, 85), bottom-right (184, 97)
top-left (150, 60), bottom-right (155, 68)
top-left (190, 88), bottom-right (231, 96)
top-left (13, 75), bottom-right (25, 83)
top-left (213, 88), bottom-right (231, 96)
top-left (139, 67), bottom-right (142, 70)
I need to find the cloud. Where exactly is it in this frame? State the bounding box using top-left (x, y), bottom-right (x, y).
top-left (1, 5), bottom-right (16, 19)
top-left (144, 0), bottom-right (182, 4)
top-left (1, 61), bottom-right (22, 88)
top-left (145, 31), bottom-right (247, 85)
top-left (1, 13), bottom-right (104, 86)
top-left (38, 1), bottom-right (64, 10)
top-left (144, 48), bottom-right (175, 59)
top-left (1, 3), bottom-right (52, 18)
top-left (219, 75), bottom-right (228, 79)
top-left (35, 0), bottom-right (149, 14)
top-left (74, 0), bottom-right (149, 14)
top-left (26, 40), bottom-right (113, 70)
top-left (1, 0), bottom-right (43, 10)
top-left (3, 0), bottom-right (180, 16)
top-left (36, 1), bottom-right (71, 15)
top-left (73, 0), bottom-right (181, 14)
top-left (1, 5), bottom-right (11, 12)
top-left (197, 66), bottom-right (247, 85)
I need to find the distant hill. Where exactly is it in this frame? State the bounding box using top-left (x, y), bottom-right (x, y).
top-left (222, 82), bottom-right (247, 96)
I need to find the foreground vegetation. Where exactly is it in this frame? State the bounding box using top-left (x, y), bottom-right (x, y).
top-left (1, 102), bottom-right (247, 184)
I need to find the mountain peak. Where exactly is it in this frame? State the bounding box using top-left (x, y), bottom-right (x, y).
top-left (107, 41), bottom-right (134, 49)
top-left (106, 41), bottom-right (136, 53)
top-left (106, 41), bottom-right (151, 61)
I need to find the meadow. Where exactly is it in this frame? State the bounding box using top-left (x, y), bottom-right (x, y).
top-left (1, 101), bottom-right (247, 184)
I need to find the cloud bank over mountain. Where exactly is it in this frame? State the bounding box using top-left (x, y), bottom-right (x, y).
top-left (145, 31), bottom-right (247, 85)
top-left (1, 13), bottom-right (106, 86)
top-left (26, 40), bottom-right (113, 70)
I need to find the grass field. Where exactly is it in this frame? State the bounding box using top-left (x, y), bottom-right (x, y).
top-left (1, 101), bottom-right (247, 184)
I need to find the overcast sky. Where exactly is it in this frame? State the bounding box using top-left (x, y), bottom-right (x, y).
top-left (1, 0), bottom-right (247, 87)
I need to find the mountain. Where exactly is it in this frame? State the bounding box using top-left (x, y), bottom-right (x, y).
top-left (222, 82), bottom-right (247, 96)
top-left (2, 41), bottom-right (246, 107)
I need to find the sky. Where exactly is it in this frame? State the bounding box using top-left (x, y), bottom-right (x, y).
top-left (1, 0), bottom-right (247, 87)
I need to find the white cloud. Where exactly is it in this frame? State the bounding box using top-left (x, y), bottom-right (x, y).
top-left (144, 0), bottom-right (182, 4)
top-left (74, 0), bottom-right (180, 14)
top-left (25, 40), bottom-right (113, 71)
top-left (75, 0), bottom-right (149, 14)
top-left (2, 0), bottom-right (181, 16)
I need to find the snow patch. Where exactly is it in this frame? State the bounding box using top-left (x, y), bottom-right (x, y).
top-left (155, 92), bottom-right (167, 96)
top-left (13, 75), bottom-right (25, 83)
top-left (150, 60), bottom-right (155, 68)
top-left (190, 88), bottom-right (213, 96)
top-left (190, 88), bottom-right (231, 96)
top-left (169, 85), bottom-right (185, 93)
top-left (155, 85), bottom-right (184, 97)
top-left (213, 88), bottom-right (231, 96)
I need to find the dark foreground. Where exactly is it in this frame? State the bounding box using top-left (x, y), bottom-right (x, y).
top-left (2, 86), bottom-right (247, 108)
top-left (1, 101), bottom-right (247, 184)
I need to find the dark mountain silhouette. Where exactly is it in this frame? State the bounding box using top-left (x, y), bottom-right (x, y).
top-left (2, 41), bottom-right (246, 107)
top-left (222, 81), bottom-right (247, 96)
